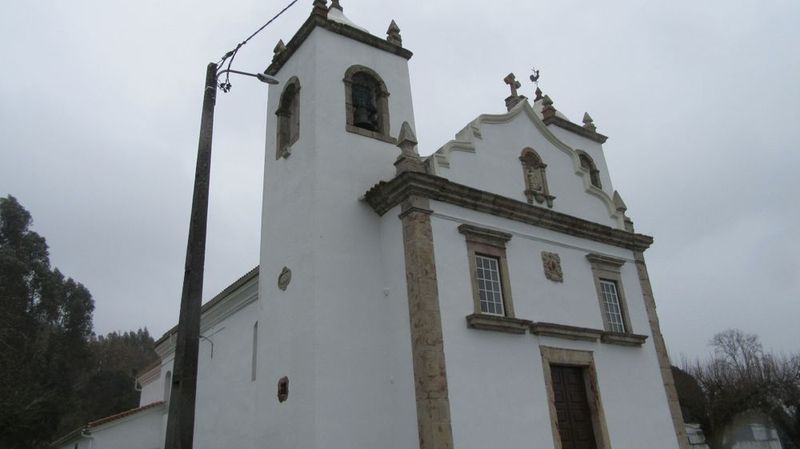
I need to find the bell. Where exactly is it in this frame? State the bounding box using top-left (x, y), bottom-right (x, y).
top-left (354, 105), bottom-right (377, 131)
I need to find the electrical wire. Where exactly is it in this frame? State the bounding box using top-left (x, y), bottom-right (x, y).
top-left (217, 0), bottom-right (301, 89)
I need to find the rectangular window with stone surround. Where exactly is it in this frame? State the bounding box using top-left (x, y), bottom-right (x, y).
top-left (599, 280), bottom-right (625, 333)
top-left (458, 224), bottom-right (516, 318)
top-left (475, 254), bottom-right (505, 315)
top-left (587, 253), bottom-right (633, 334)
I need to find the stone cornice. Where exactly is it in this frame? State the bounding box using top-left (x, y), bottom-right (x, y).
top-left (466, 314), bottom-right (530, 334)
top-left (364, 172), bottom-right (653, 252)
top-left (468, 317), bottom-right (650, 346)
top-left (266, 13), bottom-right (413, 76)
top-left (543, 115), bottom-right (608, 144)
top-left (601, 331), bottom-right (648, 346)
top-left (586, 253), bottom-right (627, 268)
top-left (457, 223), bottom-right (512, 247)
top-left (530, 322), bottom-right (603, 342)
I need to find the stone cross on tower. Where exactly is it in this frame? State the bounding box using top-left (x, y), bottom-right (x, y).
top-left (504, 73), bottom-right (521, 97)
top-left (503, 73), bottom-right (525, 111)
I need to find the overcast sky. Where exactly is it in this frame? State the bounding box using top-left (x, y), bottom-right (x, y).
top-left (1, 0), bottom-right (798, 361)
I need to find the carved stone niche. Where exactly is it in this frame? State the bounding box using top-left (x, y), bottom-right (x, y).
top-left (520, 148), bottom-right (555, 208)
top-left (541, 251), bottom-right (563, 282)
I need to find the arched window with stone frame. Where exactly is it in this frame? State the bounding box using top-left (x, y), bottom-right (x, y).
top-left (275, 76), bottom-right (300, 159)
top-left (343, 65), bottom-right (392, 142)
top-left (577, 151), bottom-right (602, 189)
top-left (520, 148), bottom-right (555, 208)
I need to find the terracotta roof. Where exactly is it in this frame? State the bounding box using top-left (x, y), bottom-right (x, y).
top-left (88, 401), bottom-right (165, 428)
top-left (50, 402), bottom-right (165, 447)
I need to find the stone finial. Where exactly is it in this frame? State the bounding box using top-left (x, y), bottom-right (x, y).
top-left (583, 112), bottom-right (597, 132)
top-left (272, 40), bottom-right (286, 62)
top-left (612, 191), bottom-right (627, 213)
top-left (330, 0), bottom-right (343, 10)
top-left (534, 87), bottom-right (543, 101)
top-left (313, 0), bottom-right (328, 16)
top-left (613, 191), bottom-right (634, 232)
top-left (395, 121), bottom-right (425, 174)
top-left (504, 73), bottom-right (526, 111)
top-left (541, 95), bottom-right (556, 120)
top-left (397, 121), bottom-right (418, 156)
top-left (387, 20), bottom-right (402, 46)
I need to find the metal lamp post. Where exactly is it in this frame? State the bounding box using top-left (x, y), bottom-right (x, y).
top-left (164, 62), bottom-right (278, 449)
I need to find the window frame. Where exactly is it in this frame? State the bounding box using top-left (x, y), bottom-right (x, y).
top-left (577, 151), bottom-right (603, 189)
top-left (474, 254), bottom-right (506, 316)
top-left (342, 65), bottom-right (395, 144)
top-left (598, 279), bottom-right (626, 333)
top-left (586, 253), bottom-right (633, 334)
top-left (458, 224), bottom-right (515, 318)
top-left (275, 76), bottom-right (301, 159)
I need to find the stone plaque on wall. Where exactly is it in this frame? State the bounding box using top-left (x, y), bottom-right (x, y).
top-left (542, 252), bottom-right (563, 282)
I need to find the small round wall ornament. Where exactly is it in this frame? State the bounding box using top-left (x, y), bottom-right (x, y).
top-left (278, 266), bottom-right (292, 291)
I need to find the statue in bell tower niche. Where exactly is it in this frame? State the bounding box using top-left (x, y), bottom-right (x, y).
top-left (526, 163), bottom-right (544, 192)
top-left (520, 148), bottom-right (555, 208)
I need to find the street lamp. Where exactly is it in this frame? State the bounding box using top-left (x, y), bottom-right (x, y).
top-left (220, 68), bottom-right (281, 84)
top-left (164, 62), bottom-right (278, 449)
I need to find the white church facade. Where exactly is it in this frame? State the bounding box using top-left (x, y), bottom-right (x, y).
top-left (53, 1), bottom-right (689, 448)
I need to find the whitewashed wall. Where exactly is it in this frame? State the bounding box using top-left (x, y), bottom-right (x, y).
top-left (56, 405), bottom-right (165, 449)
top-left (138, 371), bottom-right (164, 406)
top-left (191, 281), bottom-right (259, 449)
top-left (257, 22), bottom-right (419, 449)
top-left (432, 107), bottom-right (623, 229)
top-left (136, 274), bottom-right (259, 449)
top-left (429, 201), bottom-right (678, 449)
top-left (90, 407), bottom-right (164, 449)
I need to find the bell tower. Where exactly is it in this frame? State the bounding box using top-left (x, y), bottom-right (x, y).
top-left (256, 2), bottom-right (420, 448)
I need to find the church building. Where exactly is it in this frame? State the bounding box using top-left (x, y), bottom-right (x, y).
top-left (53, 1), bottom-right (689, 448)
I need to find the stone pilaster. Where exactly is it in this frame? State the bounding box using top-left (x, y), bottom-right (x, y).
top-left (400, 197), bottom-right (454, 449)
top-left (635, 251), bottom-right (690, 449)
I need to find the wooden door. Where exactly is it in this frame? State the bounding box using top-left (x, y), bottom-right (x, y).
top-left (550, 365), bottom-right (598, 449)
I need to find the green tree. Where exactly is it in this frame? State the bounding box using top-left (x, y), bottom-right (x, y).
top-left (66, 329), bottom-right (158, 428)
top-left (0, 196), bottom-right (94, 449)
